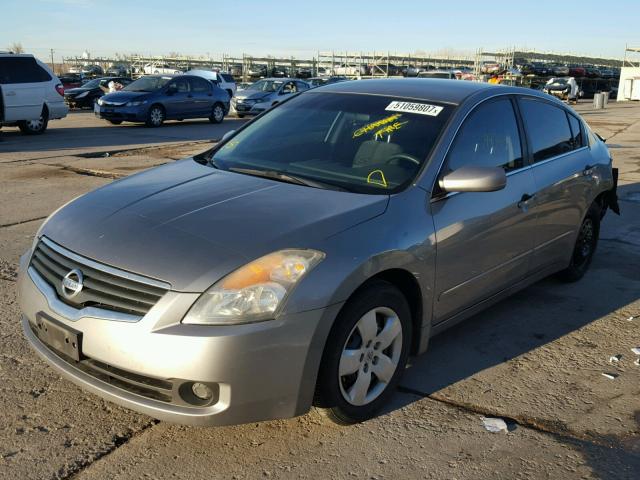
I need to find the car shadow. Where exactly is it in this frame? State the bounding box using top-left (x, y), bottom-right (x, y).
top-left (381, 183), bottom-right (640, 479)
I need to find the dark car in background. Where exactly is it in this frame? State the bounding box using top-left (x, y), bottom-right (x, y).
top-left (306, 76), bottom-right (349, 88)
top-left (94, 74), bottom-right (230, 127)
top-left (568, 65), bottom-right (586, 77)
top-left (64, 76), bottom-right (132, 109)
top-left (521, 63), bottom-right (550, 76)
top-left (58, 74), bottom-right (83, 92)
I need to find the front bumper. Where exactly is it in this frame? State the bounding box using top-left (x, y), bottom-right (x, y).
top-left (232, 100), bottom-right (269, 116)
top-left (18, 251), bottom-right (340, 426)
top-left (94, 104), bottom-right (146, 122)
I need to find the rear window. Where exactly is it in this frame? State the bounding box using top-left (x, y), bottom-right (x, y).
top-left (0, 57), bottom-right (51, 84)
top-left (519, 98), bottom-right (574, 162)
top-left (220, 73), bottom-right (234, 82)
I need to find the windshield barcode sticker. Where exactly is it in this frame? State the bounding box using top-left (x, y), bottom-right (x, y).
top-left (385, 101), bottom-right (443, 116)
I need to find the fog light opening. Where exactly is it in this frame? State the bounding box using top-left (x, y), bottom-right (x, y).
top-left (178, 381), bottom-right (219, 407)
top-left (191, 382), bottom-right (213, 401)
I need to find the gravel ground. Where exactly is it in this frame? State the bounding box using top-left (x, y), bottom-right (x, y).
top-left (0, 104), bottom-right (638, 479)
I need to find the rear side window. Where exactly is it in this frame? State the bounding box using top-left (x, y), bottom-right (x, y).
top-left (220, 73), bottom-right (234, 82)
top-left (0, 57), bottom-right (51, 84)
top-left (567, 113), bottom-right (584, 148)
top-left (446, 97), bottom-right (523, 172)
top-left (519, 98), bottom-right (573, 162)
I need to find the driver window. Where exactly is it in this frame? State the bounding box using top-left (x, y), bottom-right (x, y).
top-left (168, 78), bottom-right (190, 93)
top-left (446, 98), bottom-right (523, 173)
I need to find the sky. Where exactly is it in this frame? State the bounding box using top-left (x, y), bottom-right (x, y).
top-left (2, 0), bottom-right (639, 63)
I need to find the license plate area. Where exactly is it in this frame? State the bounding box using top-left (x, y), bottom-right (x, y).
top-left (33, 314), bottom-right (83, 361)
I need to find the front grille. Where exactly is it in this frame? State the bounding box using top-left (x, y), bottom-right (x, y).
top-left (30, 237), bottom-right (169, 316)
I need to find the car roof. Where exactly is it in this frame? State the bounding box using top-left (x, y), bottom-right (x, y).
top-left (311, 78), bottom-right (557, 106)
top-left (313, 78), bottom-right (494, 105)
top-left (0, 53), bottom-right (35, 58)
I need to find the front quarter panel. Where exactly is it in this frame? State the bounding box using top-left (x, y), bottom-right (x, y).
top-left (283, 186), bottom-right (436, 351)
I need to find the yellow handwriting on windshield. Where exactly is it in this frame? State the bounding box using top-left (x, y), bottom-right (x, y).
top-left (223, 140), bottom-right (239, 150)
top-left (353, 114), bottom-right (402, 138)
top-left (374, 120), bottom-right (408, 140)
top-left (366, 169), bottom-right (388, 188)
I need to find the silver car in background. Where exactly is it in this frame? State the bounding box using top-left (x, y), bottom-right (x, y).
top-left (18, 79), bottom-right (618, 426)
top-left (232, 77), bottom-right (309, 117)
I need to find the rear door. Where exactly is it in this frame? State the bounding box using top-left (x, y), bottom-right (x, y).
top-left (431, 96), bottom-right (538, 321)
top-left (517, 96), bottom-right (594, 272)
top-left (0, 56), bottom-right (49, 121)
top-left (188, 77), bottom-right (214, 116)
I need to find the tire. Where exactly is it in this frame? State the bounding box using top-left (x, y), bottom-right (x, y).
top-left (315, 281), bottom-right (412, 425)
top-left (18, 111), bottom-right (48, 135)
top-left (558, 202), bottom-right (600, 282)
top-left (209, 103), bottom-right (225, 124)
top-left (145, 105), bottom-right (165, 127)
top-left (107, 120), bottom-right (122, 125)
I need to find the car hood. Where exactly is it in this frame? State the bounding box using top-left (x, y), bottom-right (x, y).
top-left (235, 91), bottom-right (271, 101)
top-left (65, 87), bottom-right (96, 95)
top-left (41, 159), bottom-right (388, 292)
top-left (101, 91), bottom-right (152, 103)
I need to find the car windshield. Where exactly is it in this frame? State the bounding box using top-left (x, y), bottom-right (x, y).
top-left (81, 79), bottom-right (101, 88)
top-left (124, 76), bottom-right (171, 92)
top-left (209, 92), bottom-right (452, 194)
top-left (247, 80), bottom-right (283, 92)
top-left (550, 79), bottom-right (569, 85)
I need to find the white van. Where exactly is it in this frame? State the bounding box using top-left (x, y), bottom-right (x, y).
top-left (0, 54), bottom-right (68, 134)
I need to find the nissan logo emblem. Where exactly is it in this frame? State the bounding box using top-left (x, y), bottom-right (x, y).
top-left (62, 269), bottom-right (84, 299)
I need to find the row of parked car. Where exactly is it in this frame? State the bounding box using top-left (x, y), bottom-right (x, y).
top-left (519, 62), bottom-right (620, 79)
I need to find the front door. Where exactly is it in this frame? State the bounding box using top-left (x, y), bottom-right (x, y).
top-left (431, 97), bottom-right (538, 322)
top-left (164, 78), bottom-right (195, 118)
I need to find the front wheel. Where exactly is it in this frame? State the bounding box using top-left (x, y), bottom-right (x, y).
top-left (315, 281), bottom-right (412, 424)
top-left (558, 203), bottom-right (600, 282)
top-left (145, 105), bottom-right (165, 127)
top-left (18, 113), bottom-right (48, 135)
top-left (209, 103), bottom-right (225, 124)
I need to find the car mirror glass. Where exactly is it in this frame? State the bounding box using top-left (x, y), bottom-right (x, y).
top-left (439, 165), bottom-right (507, 193)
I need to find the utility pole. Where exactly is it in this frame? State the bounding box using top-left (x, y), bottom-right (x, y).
top-left (50, 48), bottom-right (55, 74)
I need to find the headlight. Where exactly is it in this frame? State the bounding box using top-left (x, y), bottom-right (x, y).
top-left (76, 91), bottom-right (88, 99)
top-left (97, 98), bottom-right (104, 105)
top-left (183, 249), bottom-right (325, 325)
top-left (126, 100), bottom-right (147, 107)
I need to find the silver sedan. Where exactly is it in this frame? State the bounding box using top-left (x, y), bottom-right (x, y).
top-left (19, 79), bottom-right (618, 426)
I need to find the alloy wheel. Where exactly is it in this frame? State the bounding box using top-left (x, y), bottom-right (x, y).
top-left (338, 307), bottom-right (403, 406)
top-left (149, 108), bottom-right (163, 126)
top-left (213, 105), bottom-right (224, 122)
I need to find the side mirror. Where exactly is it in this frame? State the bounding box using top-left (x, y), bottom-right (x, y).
top-left (221, 130), bottom-right (236, 141)
top-left (439, 165), bottom-right (506, 193)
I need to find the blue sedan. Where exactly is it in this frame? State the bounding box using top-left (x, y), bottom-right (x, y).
top-left (95, 75), bottom-right (230, 127)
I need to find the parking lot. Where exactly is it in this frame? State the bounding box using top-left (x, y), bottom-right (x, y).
top-left (1, 102), bottom-right (639, 480)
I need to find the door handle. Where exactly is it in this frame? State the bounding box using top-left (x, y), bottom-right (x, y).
top-left (517, 193), bottom-right (535, 210)
top-left (6, 91), bottom-right (16, 96)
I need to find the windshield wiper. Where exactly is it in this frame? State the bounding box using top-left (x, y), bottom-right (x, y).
top-left (228, 167), bottom-right (350, 191)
